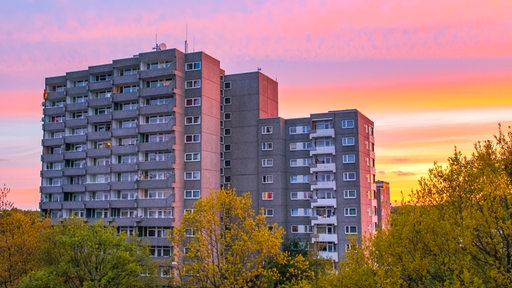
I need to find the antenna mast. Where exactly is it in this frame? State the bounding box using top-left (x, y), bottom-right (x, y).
top-left (185, 24), bottom-right (189, 53)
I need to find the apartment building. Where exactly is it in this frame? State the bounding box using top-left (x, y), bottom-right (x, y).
top-left (40, 47), bottom-right (386, 264)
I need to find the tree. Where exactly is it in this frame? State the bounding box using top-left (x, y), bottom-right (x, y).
top-left (20, 218), bottom-right (157, 288)
top-left (170, 187), bottom-right (285, 287)
top-left (332, 126), bottom-right (512, 287)
top-left (0, 184), bottom-right (13, 211)
top-left (0, 210), bottom-right (50, 288)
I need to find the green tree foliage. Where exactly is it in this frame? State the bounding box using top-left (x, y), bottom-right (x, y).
top-left (333, 127), bottom-right (512, 287)
top-left (0, 210), bottom-right (49, 288)
top-left (170, 187), bottom-right (285, 287)
top-left (20, 218), bottom-right (156, 288)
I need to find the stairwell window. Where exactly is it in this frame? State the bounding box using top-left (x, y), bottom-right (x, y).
top-left (344, 208), bottom-right (357, 216)
top-left (261, 126), bottom-right (273, 134)
top-left (185, 80), bottom-right (201, 89)
top-left (262, 192), bottom-right (273, 200)
top-left (343, 190), bottom-right (357, 198)
top-left (184, 171), bottom-right (200, 180)
top-left (185, 98), bottom-right (201, 107)
top-left (263, 208), bottom-right (274, 217)
top-left (185, 134), bottom-right (200, 143)
top-left (262, 175), bottom-right (274, 184)
top-left (262, 158), bottom-right (273, 167)
top-left (343, 172), bottom-right (357, 181)
top-left (184, 190), bottom-right (200, 199)
top-left (342, 137), bottom-right (355, 146)
top-left (345, 226), bottom-right (358, 234)
top-left (261, 142), bottom-right (273, 151)
top-left (185, 62), bottom-right (201, 71)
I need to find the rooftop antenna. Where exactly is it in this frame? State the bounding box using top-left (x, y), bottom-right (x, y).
top-left (185, 24), bottom-right (189, 53)
top-left (153, 33), bottom-right (160, 51)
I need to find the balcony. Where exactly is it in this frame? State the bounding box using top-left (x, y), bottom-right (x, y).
top-left (65, 118), bottom-right (87, 128)
top-left (139, 141), bottom-right (173, 151)
top-left (137, 179), bottom-right (171, 189)
top-left (110, 218), bottom-right (138, 226)
top-left (45, 90), bottom-right (66, 101)
top-left (111, 163), bottom-right (138, 173)
top-left (139, 65), bottom-right (176, 78)
top-left (62, 184), bottom-right (86, 193)
top-left (67, 86), bottom-right (88, 95)
top-left (111, 127), bottom-right (138, 137)
top-left (88, 114), bottom-right (112, 123)
top-left (41, 154), bottom-right (63, 162)
top-left (84, 201), bottom-right (110, 209)
top-left (138, 160), bottom-right (173, 170)
top-left (87, 148), bottom-right (111, 157)
top-left (66, 102), bottom-right (88, 112)
top-left (110, 200), bottom-right (137, 208)
top-left (110, 181), bottom-right (137, 190)
top-left (63, 151), bottom-right (86, 160)
top-left (64, 134), bottom-right (86, 143)
top-left (88, 97), bottom-right (112, 107)
top-left (310, 180), bottom-right (336, 190)
top-left (42, 138), bottom-right (64, 146)
top-left (112, 109), bottom-right (138, 119)
top-left (43, 122), bottom-right (65, 131)
top-left (87, 165), bottom-right (110, 174)
top-left (312, 233), bottom-right (338, 243)
top-left (310, 198), bottom-right (337, 208)
top-left (62, 201), bottom-right (85, 209)
top-left (311, 215), bottom-right (337, 225)
top-left (40, 186), bottom-right (62, 193)
top-left (44, 106), bottom-right (65, 116)
top-left (112, 92), bottom-right (139, 102)
top-left (41, 170), bottom-right (63, 178)
top-left (137, 198), bottom-right (173, 208)
top-left (63, 168), bottom-right (86, 176)
top-left (111, 145), bottom-right (137, 155)
top-left (112, 74), bottom-right (139, 85)
top-left (310, 128), bottom-right (335, 139)
top-left (145, 237), bottom-right (171, 246)
top-left (87, 131), bottom-right (111, 140)
top-left (318, 251), bottom-right (338, 262)
top-left (85, 183), bottom-right (110, 191)
top-left (139, 103), bottom-right (175, 115)
top-left (89, 81), bottom-right (112, 91)
top-left (140, 84), bottom-right (175, 97)
top-left (310, 163), bottom-right (336, 173)
top-left (310, 146), bottom-right (335, 156)
top-left (40, 202), bottom-right (62, 210)
top-left (139, 122), bottom-right (175, 133)
top-left (139, 218), bottom-right (174, 227)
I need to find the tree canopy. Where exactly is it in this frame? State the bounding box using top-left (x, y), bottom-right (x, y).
top-left (334, 127), bottom-right (512, 287)
top-left (20, 218), bottom-right (156, 288)
top-left (170, 187), bottom-right (285, 287)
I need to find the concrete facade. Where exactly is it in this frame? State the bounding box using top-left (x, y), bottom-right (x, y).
top-left (40, 47), bottom-right (386, 265)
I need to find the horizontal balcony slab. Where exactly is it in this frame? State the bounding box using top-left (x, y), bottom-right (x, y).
top-left (42, 138), bottom-right (64, 146)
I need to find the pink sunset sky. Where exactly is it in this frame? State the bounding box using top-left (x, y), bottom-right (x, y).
top-left (1, 0), bottom-right (511, 209)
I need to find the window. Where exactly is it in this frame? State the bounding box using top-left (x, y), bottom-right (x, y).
top-left (147, 115), bottom-right (171, 124)
top-left (224, 128), bottom-right (231, 136)
top-left (120, 119), bottom-right (137, 128)
top-left (290, 175), bottom-right (311, 183)
top-left (262, 175), bottom-right (273, 184)
top-left (120, 85), bottom-right (137, 93)
top-left (290, 208), bottom-right (312, 216)
top-left (148, 133), bottom-right (171, 142)
top-left (342, 137), bottom-right (355, 146)
top-left (184, 190), bottom-right (200, 199)
top-left (344, 208), bottom-right (357, 216)
top-left (185, 228), bottom-right (195, 237)
top-left (119, 137), bottom-right (137, 146)
top-left (185, 62), bottom-right (201, 71)
top-left (147, 97), bottom-right (171, 106)
top-left (343, 190), bottom-right (357, 198)
top-left (263, 208), bottom-right (274, 217)
top-left (185, 98), bottom-right (201, 107)
top-left (146, 79), bottom-right (172, 88)
top-left (224, 176), bottom-right (231, 183)
top-left (345, 226), bottom-right (358, 234)
top-left (342, 119), bottom-right (355, 128)
top-left (95, 107), bottom-right (112, 115)
top-left (121, 102), bottom-right (137, 110)
top-left (144, 208), bottom-right (173, 218)
top-left (291, 225), bottom-right (313, 233)
top-left (224, 144), bottom-right (231, 151)
top-left (224, 82), bottom-right (231, 89)
top-left (121, 68), bottom-right (138, 76)
top-left (261, 142), bottom-right (273, 151)
top-left (290, 158), bottom-right (312, 167)
top-left (314, 137), bottom-right (334, 147)
top-left (223, 97), bottom-right (231, 105)
top-left (185, 116), bottom-right (201, 125)
top-left (144, 189), bottom-right (169, 199)
top-left (224, 160), bottom-right (231, 167)
top-left (94, 74), bottom-right (112, 82)
top-left (262, 192), bottom-right (273, 200)
top-left (74, 80), bottom-right (88, 87)
top-left (261, 126), bottom-right (273, 134)
top-left (342, 154), bottom-right (356, 163)
top-left (185, 134), bottom-right (200, 143)
top-left (119, 172), bottom-right (137, 182)
top-left (261, 159), bottom-right (273, 167)
top-left (224, 113), bottom-right (231, 120)
top-left (184, 171), bottom-right (200, 180)
top-left (289, 142), bottom-right (312, 151)
top-left (185, 80), bottom-right (201, 89)
top-left (185, 152), bottom-right (200, 162)
top-left (343, 172), bottom-right (357, 181)
top-left (290, 191), bottom-right (312, 200)
top-left (314, 120), bottom-right (333, 130)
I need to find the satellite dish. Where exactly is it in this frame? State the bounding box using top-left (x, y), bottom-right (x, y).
top-left (159, 42), bottom-right (167, 50)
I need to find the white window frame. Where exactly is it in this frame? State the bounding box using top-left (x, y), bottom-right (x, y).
top-left (262, 192), bottom-right (273, 200)
top-left (343, 190), bottom-right (357, 198)
top-left (342, 137), bottom-right (355, 146)
top-left (341, 119), bottom-right (355, 128)
top-left (184, 152), bottom-right (200, 162)
top-left (185, 134), bottom-right (201, 143)
top-left (185, 80), bottom-right (201, 89)
top-left (262, 175), bottom-right (274, 184)
top-left (185, 116), bottom-right (201, 125)
top-left (345, 225), bottom-right (358, 234)
top-left (263, 208), bottom-right (274, 217)
top-left (184, 171), bottom-right (200, 180)
top-left (343, 172), bottom-right (357, 181)
top-left (342, 154), bottom-right (356, 163)
top-left (185, 98), bottom-right (201, 107)
top-left (261, 158), bottom-right (273, 167)
top-left (224, 82), bottom-right (231, 89)
top-left (261, 142), bottom-right (273, 151)
top-left (261, 126), bottom-right (273, 134)
top-left (223, 97), bottom-right (231, 105)
top-left (185, 62), bottom-right (201, 71)
top-left (344, 208), bottom-right (357, 216)
top-left (184, 190), bottom-right (201, 199)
